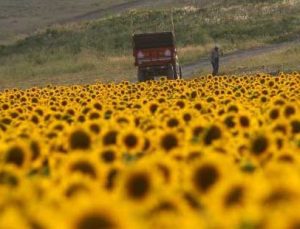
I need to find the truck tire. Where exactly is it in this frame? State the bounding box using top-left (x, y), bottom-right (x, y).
top-left (147, 76), bottom-right (155, 81)
top-left (167, 65), bottom-right (175, 80)
top-left (138, 69), bottom-right (154, 82)
top-left (179, 66), bottom-right (183, 79)
top-left (138, 69), bottom-right (145, 82)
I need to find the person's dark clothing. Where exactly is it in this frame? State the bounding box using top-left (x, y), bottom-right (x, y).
top-left (210, 48), bottom-right (220, 76)
top-left (211, 58), bottom-right (219, 76)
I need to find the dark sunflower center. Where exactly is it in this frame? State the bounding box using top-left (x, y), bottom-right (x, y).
top-left (29, 220), bottom-right (45, 229)
top-left (30, 141), bottom-right (40, 161)
top-left (71, 161), bottom-right (97, 178)
top-left (290, 221), bottom-right (300, 229)
top-left (176, 101), bottom-right (185, 109)
top-left (126, 172), bottom-right (150, 200)
top-left (193, 126), bottom-right (204, 137)
top-left (65, 183), bottom-right (89, 198)
top-left (161, 134), bottom-right (178, 152)
top-left (105, 168), bottom-right (119, 191)
top-left (103, 131), bottom-right (118, 146)
top-left (251, 136), bottom-right (268, 156)
top-left (167, 118), bottom-right (179, 128)
top-left (224, 186), bottom-right (244, 208)
top-left (150, 201), bottom-right (177, 215)
top-left (193, 164), bottom-right (219, 193)
top-left (278, 154), bottom-right (294, 163)
top-left (240, 116), bottom-right (250, 128)
top-left (5, 146), bottom-right (25, 167)
top-left (0, 171), bottom-right (19, 187)
top-left (101, 151), bottom-right (116, 163)
top-left (264, 189), bottom-right (291, 205)
top-left (150, 104), bottom-right (158, 114)
top-left (183, 192), bottom-right (202, 210)
top-left (194, 103), bottom-right (202, 111)
top-left (183, 113), bottom-right (192, 122)
top-left (89, 112), bottom-right (100, 120)
top-left (224, 116), bottom-right (235, 129)
top-left (90, 124), bottom-right (100, 134)
top-left (77, 213), bottom-right (115, 229)
top-left (269, 109), bottom-right (279, 120)
top-left (124, 134), bottom-right (138, 148)
top-left (69, 130), bottom-right (91, 150)
top-left (285, 106), bottom-right (295, 117)
top-left (204, 125), bottom-right (222, 145)
top-left (291, 120), bottom-right (300, 134)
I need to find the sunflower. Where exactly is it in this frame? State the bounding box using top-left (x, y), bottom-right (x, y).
top-left (186, 154), bottom-right (234, 199)
top-left (62, 154), bottom-right (101, 180)
top-left (88, 122), bottom-right (101, 135)
top-left (284, 104), bottom-right (296, 118)
top-left (203, 125), bottom-right (223, 146)
top-left (68, 128), bottom-right (92, 151)
top-left (104, 166), bottom-right (123, 191)
top-left (2, 143), bottom-right (31, 170)
top-left (0, 165), bottom-right (21, 188)
top-left (144, 195), bottom-right (204, 229)
top-left (58, 174), bottom-right (95, 199)
top-left (290, 119), bottom-right (300, 135)
top-left (101, 129), bottom-right (119, 146)
top-left (117, 164), bottom-right (158, 206)
top-left (238, 114), bottom-right (251, 129)
top-left (98, 146), bottom-right (121, 165)
top-left (124, 171), bottom-right (151, 200)
top-left (192, 162), bottom-right (220, 193)
top-left (119, 129), bottom-right (144, 154)
top-left (182, 110), bottom-right (194, 124)
top-left (159, 131), bottom-right (180, 153)
top-left (249, 134), bottom-right (271, 159)
top-left (148, 102), bottom-right (159, 115)
top-left (67, 196), bottom-right (135, 229)
top-left (165, 117), bottom-right (182, 129)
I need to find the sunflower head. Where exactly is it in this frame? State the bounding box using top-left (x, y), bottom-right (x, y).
top-left (159, 132), bottom-right (179, 152)
top-left (192, 163), bottom-right (220, 193)
top-left (69, 129), bottom-right (92, 151)
top-left (250, 135), bottom-right (269, 157)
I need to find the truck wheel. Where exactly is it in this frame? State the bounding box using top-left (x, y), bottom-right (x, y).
top-left (138, 69), bottom-right (145, 82)
top-left (179, 66), bottom-right (183, 79)
top-left (167, 65), bottom-right (175, 80)
top-left (147, 76), bottom-right (155, 81)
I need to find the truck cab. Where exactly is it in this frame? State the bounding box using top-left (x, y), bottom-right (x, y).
top-left (132, 32), bottom-right (182, 82)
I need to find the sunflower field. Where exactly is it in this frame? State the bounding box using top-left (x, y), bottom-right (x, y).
top-left (0, 73), bottom-right (300, 229)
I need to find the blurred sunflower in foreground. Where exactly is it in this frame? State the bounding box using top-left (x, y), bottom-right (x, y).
top-left (0, 73), bottom-right (300, 228)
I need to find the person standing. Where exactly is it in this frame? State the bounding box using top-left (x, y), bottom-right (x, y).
top-left (210, 46), bottom-right (221, 76)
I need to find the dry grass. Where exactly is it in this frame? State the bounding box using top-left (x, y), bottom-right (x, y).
top-left (193, 42), bottom-right (300, 76)
top-left (178, 44), bottom-right (213, 64)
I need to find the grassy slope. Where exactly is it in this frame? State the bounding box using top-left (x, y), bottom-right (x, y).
top-left (0, 0), bottom-right (208, 45)
top-left (0, 0), bottom-right (300, 89)
top-left (0, 0), bottom-right (139, 44)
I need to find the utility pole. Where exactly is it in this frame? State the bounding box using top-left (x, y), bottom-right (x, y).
top-left (171, 9), bottom-right (175, 36)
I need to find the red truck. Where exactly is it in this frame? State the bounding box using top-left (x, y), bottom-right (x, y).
top-left (132, 32), bottom-right (183, 82)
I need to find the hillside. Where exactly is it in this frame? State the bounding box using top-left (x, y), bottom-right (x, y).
top-left (0, 0), bottom-right (134, 45)
top-left (0, 0), bottom-right (210, 45)
top-left (0, 0), bottom-right (299, 89)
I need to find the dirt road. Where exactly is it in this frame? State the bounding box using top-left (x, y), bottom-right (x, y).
top-left (182, 39), bottom-right (300, 77)
top-left (57, 0), bottom-right (150, 24)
